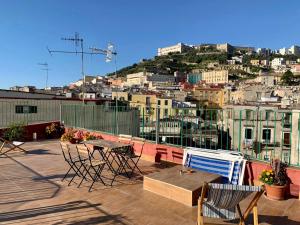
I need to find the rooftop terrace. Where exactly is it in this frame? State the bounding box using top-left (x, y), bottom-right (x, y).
top-left (1, 140), bottom-right (300, 225)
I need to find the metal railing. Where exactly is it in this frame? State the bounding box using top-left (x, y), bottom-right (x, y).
top-left (60, 104), bottom-right (300, 166)
top-left (61, 104), bottom-right (140, 137)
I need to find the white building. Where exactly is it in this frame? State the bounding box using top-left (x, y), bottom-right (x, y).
top-left (271, 58), bottom-right (285, 68)
top-left (279, 48), bottom-right (289, 55)
top-left (157, 43), bottom-right (193, 56)
top-left (289, 45), bottom-right (300, 56)
top-left (256, 48), bottom-right (271, 56)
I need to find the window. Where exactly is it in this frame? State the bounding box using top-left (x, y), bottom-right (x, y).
top-left (262, 129), bottom-right (271, 143)
top-left (245, 128), bottom-right (252, 140)
top-left (283, 132), bottom-right (291, 146)
top-left (15, 105), bottom-right (37, 114)
top-left (165, 100), bottom-right (168, 105)
top-left (157, 100), bottom-right (161, 106)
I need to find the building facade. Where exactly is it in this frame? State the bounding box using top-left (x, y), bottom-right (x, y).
top-left (202, 70), bottom-right (229, 84)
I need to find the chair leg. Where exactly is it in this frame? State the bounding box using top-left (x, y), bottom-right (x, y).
top-left (253, 205), bottom-right (258, 225)
top-left (237, 204), bottom-right (245, 225)
top-left (197, 198), bottom-right (204, 225)
top-left (62, 167), bottom-right (72, 181)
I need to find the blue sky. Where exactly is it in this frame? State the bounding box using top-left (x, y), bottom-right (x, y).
top-left (0, 0), bottom-right (300, 89)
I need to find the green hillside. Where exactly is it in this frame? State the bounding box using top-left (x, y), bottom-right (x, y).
top-left (106, 49), bottom-right (228, 77)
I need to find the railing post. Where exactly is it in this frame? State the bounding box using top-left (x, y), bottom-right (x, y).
top-left (155, 107), bottom-right (160, 144)
top-left (142, 108), bottom-right (145, 138)
top-left (238, 110), bottom-right (242, 152)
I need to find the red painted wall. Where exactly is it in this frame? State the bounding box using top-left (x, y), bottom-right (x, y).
top-left (0, 121), bottom-right (60, 141)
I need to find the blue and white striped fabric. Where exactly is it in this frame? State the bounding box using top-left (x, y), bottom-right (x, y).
top-left (203, 183), bottom-right (261, 219)
top-left (185, 154), bottom-right (244, 185)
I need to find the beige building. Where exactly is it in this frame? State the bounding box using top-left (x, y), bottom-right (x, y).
top-left (202, 70), bottom-right (229, 84)
top-left (112, 91), bottom-right (130, 101)
top-left (124, 71), bottom-right (152, 87)
top-left (224, 105), bottom-right (299, 165)
top-left (193, 86), bottom-right (229, 108)
top-left (157, 43), bottom-right (192, 56)
top-left (129, 93), bottom-right (173, 122)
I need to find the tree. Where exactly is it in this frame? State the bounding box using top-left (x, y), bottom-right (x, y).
top-left (281, 70), bottom-right (294, 86)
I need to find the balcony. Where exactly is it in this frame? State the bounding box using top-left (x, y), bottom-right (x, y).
top-left (0, 140), bottom-right (300, 225)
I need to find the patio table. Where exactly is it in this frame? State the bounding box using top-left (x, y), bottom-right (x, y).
top-left (85, 139), bottom-right (133, 184)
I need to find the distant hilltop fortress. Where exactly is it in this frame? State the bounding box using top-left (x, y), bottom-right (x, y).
top-left (157, 42), bottom-right (300, 57)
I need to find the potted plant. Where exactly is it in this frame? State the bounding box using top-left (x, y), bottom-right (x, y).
top-left (60, 129), bottom-right (76, 144)
top-left (46, 123), bottom-right (65, 139)
top-left (259, 159), bottom-right (289, 200)
top-left (82, 132), bottom-right (97, 141)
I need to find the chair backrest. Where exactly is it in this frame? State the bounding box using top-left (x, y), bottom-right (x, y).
top-left (76, 144), bottom-right (89, 162)
top-left (118, 134), bottom-right (132, 144)
top-left (132, 137), bottom-right (146, 156)
top-left (202, 183), bottom-right (262, 220)
top-left (60, 142), bottom-right (71, 162)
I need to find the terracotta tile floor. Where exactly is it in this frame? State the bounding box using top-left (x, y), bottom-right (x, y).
top-left (0, 140), bottom-right (300, 225)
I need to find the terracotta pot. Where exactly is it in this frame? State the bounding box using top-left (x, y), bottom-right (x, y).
top-left (265, 184), bottom-right (286, 200)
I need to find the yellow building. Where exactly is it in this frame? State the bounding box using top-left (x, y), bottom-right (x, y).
top-left (193, 86), bottom-right (229, 108)
top-left (112, 91), bottom-right (130, 101)
top-left (129, 93), bottom-right (173, 121)
top-left (250, 59), bottom-right (260, 66)
top-left (202, 70), bottom-right (228, 84)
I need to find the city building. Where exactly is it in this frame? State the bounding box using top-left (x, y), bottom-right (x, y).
top-left (224, 104), bottom-right (299, 164)
top-left (192, 86), bottom-right (229, 108)
top-left (129, 93), bottom-right (172, 121)
top-left (257, 48), bottom-right (272, 56)
top-left (271, 58), bottom-right (286, 68)
top-left (187, 73), bottom-right (202, 85)
top-left (124, 71), bottom-right (152, 87)
top-left (157, 43), bottom-right (193, 56)
top-left (202, 70), bottom-right (229, 84)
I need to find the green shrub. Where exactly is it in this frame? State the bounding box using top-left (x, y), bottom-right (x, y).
top-left (3, 122), bottom-right (26, 141)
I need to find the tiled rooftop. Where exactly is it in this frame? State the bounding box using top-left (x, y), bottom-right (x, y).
top-left (0, 140), bottom-right (300, 225)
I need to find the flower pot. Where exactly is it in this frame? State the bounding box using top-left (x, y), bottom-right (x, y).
top-left (265, 184), bottom-right (286, 200)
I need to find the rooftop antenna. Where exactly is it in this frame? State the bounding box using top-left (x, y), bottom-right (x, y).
top-left (90, 43), bottom-right (118, 133)
top-left (38, 62), bottom-right (50, 89)
top-left (48, 33), bottom-right (116, 103)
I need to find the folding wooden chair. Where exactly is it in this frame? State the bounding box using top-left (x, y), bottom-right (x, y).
top-left (60, 142), bottom-right (87, 186)
top-left (76, 144), bottom-right (106, 192)
top-left (0, 137), bottom-right (26, 156)
top-left (198, 182), bottom-right (264, 225)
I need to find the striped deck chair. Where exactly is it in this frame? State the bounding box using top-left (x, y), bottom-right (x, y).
top-left (183, 148), bottom-right (246, 185)
top-left (198, 183), bottom-right (264, 225)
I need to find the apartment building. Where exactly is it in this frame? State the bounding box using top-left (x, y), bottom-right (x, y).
top-left (124, 71), bottom-right (152, 87)
top-left (157, 43), bottom-right (193, 56)
top-left (129, 93), bottom-right (172, 121)
top-left (202, 70), bottom-right (229, 84)
top-left (224, 104), bottom-right (300, 165)
top-left (271, 58), bottom-right (286, 68)
top-left (193, 86), bottom-right (229, 108)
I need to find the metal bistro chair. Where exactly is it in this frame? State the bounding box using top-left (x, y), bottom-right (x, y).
top-left (60, 142), bottom-right (86, 186)
top-left (76, 144), bottom-right (106, 192)
top-left (122, 137), bottom-right (145, 178)
top-left (198, 182), bottom-right (264, 225)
